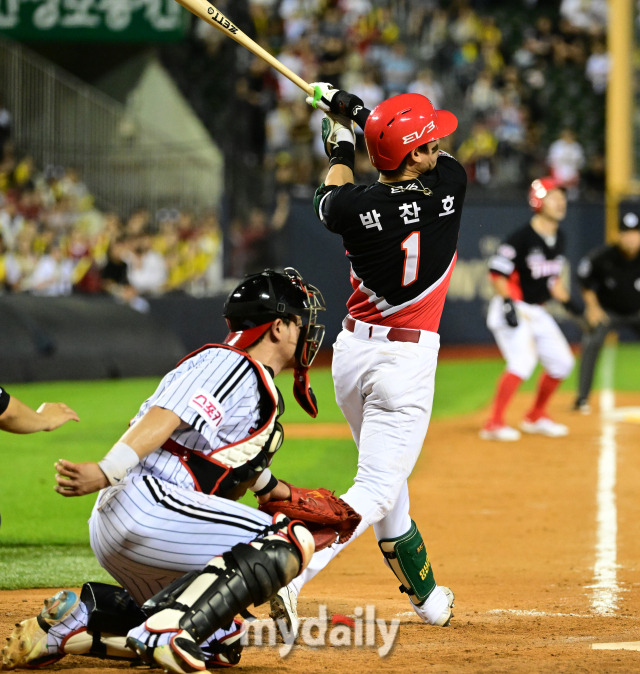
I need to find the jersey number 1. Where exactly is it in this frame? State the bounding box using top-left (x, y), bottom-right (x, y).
top-left (401, 232), bottom-right (420, 286)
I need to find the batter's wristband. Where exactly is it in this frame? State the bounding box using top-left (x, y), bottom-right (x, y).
top-left (329, 141), bottom-right (355, 171)
top-left (253, 473), bottom-right (279, 497)
top-left (98, 441), bottom-right (139, 486)
top-left (352, 106), bottom-right (371, 131)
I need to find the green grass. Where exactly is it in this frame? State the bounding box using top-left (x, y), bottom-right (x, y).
top-left (1, 343), bottom-right (639, 588)
top-left (0, 545), bottom-right (113, 588)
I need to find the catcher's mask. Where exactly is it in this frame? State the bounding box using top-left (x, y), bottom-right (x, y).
top-left (223, 267), bottom-right (326, 367)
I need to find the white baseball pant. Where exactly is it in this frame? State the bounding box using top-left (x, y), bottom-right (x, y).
top-left (290, 319), bottom-right (440, 592)
top-left (487, 296), bottom-right (574, 380)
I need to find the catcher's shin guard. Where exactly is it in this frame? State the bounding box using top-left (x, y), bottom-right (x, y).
top-left (62, 582), bottom-right (147, 660)
top-left (138, 514), bottom-right (314, 670)
top-left (378, 520), bottom-right (437, 605)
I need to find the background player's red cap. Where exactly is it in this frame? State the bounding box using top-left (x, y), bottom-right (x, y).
top-left (528, 176), bottom-right (565, 212)
top-left (364, 93), bottom-right (458, 171)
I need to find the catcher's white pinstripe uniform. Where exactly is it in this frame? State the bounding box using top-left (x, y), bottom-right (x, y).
top-left (2, 268), bottom-right (326, 672)
top-left (89, 346), bottom-right (276, 606)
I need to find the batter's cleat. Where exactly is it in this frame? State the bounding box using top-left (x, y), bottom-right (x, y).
top-left (573, 398), bottom-right (592, 415)
top-left (269, 586), bottom-right (299, 641)
top-left (479, 424), bottom-right (521, 441)
top-left (520, 416), bottom-right (569, 437)
top-left (410, 586), bottom-right (455, 627)
top-left (1, 590), bottom-right (79, 669)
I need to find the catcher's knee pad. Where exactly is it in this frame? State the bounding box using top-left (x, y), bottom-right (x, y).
top-left (62, 582), bottom-right (147, 660)
top-left (144, 514), bottom-right (314, 646)
top-left (378, 520), bottom-right (437, 605)
top-left (140, 570), bottom-right (200, 616)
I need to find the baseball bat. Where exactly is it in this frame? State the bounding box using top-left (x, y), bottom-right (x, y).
top-left (174, 0), bottom-right (315, 97)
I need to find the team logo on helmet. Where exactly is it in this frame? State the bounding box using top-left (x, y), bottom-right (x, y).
top-left (402, 122), bottom-right (436, 145)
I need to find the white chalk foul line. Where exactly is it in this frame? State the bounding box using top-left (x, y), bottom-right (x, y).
top-left (589, 345), bottom-right (620, 616)
top-left (592, 641), bottom-right (640, 651)
top-left (486, 609), bottom-right (594, 618)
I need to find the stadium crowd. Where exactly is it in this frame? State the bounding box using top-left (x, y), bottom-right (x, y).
top-left (0, 0), bottom-right (608, 296)
top-left (0, 152), bottom-right (224, 308)
top-left (186, 0), bottom-right (607, 217)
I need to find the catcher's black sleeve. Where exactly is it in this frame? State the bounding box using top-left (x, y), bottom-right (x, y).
top-left (0, 386), bottom-right (11, 416)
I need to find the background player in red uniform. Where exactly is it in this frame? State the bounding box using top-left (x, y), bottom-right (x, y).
top-left (480, 177), bottom-right (575, 441)
top-left (270, 84), bottom-right (466, 633)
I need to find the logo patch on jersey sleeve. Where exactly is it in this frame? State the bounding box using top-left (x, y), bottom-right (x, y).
top-left (188, 388), bottom-right (225, 429)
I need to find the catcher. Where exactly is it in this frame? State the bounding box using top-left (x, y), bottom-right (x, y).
top-left (2, 268), bottom-right (360, 673)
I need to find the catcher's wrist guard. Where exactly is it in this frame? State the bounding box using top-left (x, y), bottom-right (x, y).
top-left (252, 470), bottom-right (278, 496)
top-left (98, 442), bottom-right (139, 485)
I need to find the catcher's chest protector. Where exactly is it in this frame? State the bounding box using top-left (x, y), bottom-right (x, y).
top-left (163, 345), bottom-right (283, 498)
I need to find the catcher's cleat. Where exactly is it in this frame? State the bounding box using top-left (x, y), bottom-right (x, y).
top-left (126, 619), bottom-right (245, 672)
top-left (1, 590), bottom-right (79, 669)
top-left (410, 586), bottom-right (455, 627)
top-left (269, 586), bottom-right (299, 641)
top-left (127, 632), bottom-right (206, 674)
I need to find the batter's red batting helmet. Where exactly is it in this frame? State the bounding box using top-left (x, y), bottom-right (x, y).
top-left (364, 93), bottom-right (458, 171)
top-left (528, 176), bottom-right (564, 212)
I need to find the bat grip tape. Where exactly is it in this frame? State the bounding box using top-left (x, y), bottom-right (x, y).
top-left (312, 85), bottom-right (323, 109)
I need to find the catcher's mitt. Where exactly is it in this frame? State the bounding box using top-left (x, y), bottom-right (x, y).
top-left (259, 484), bottom-right (361, 551)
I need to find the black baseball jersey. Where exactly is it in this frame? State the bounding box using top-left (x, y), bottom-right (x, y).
top-left (317, 153), bottom-right (467, 331)
top-left (0, 386), bottom-right (9, 415)
top-left (577, 244), bottom-right (640, 315)
top-left (488, 223), bottom-right (566, 304)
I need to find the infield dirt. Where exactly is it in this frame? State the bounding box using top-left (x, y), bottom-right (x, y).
top-left (2, 391), bottom-right (639, 673)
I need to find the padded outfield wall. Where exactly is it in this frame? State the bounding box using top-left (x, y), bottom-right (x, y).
top-left (1, 198), bottom-right (605, 383)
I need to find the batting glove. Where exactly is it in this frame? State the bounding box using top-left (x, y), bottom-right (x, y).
top-left (503, 298), bottom-right (519, 328)
top-left (321, 113), bottom-right (355, 158)
top-left (307, 82), bottom-right (365, 121)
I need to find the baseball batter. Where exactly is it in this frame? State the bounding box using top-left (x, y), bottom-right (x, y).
top-left (2, 268), bottom-right (326, 672)
top-left (480, 177), bottom-right (575, 441)
top-left (270, 84), bottom-right (465, 632)
top-left (574, 202), bottom-right (640, 412)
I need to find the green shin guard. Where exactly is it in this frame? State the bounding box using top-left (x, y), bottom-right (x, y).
top-left (378, 520), bottom-right (436, 605)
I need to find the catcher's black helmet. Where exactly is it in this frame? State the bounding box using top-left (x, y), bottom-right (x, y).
top-left (223, 268), bottom-right (326, 367)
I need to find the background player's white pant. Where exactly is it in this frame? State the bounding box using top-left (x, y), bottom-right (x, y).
top-left (487, 296), bottom-right (574, 380)
top-left (89, 475), bottom-right (273, 606)
top-left (290, 322), bottom-right (440, 593)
